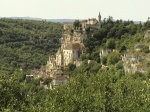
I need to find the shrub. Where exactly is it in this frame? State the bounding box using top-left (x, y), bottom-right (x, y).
top-left (107, 52), bottom-right (120, 65)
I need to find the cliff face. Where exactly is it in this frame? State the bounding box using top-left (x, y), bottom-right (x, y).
top-left (144, 30), bottom-right (150, 39)
top-left (99, 48), bottom-right (112, 57)
top-left (122, 54), bottom-right (146, 73)
top-left (98, 30), bottom-right (150, 74)
top-left (122, 30), bottom-right (150, 74)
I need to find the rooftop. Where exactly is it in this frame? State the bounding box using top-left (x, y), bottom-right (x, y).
top-left (64, 43), bottom-right (81, 50)
top-left (52, 75), bottom-right (68, 80)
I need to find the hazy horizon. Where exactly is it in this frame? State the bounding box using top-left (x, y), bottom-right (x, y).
top-left (0, 0), bottom-right (150, 22)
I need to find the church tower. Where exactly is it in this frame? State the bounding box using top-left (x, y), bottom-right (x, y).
top-left (98, 12), bottom-right (101, 28)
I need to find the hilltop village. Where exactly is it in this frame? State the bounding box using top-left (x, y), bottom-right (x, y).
top-left (1, 13), bottom-right (150, 111)
top-left (26, 13), bottom-right (150, 89)
top-left (27, 13), bottom-right (102, 89)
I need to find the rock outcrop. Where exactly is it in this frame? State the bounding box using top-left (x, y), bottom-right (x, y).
top-left (144, 30), bottom-right (150, 39)
top-left (99, 48), bottom-right (112, 57)
top-left (122, 53), bottom-right (146, 73)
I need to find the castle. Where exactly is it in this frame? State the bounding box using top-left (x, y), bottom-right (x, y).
top-left (64, 12), bottom-right (101, 31)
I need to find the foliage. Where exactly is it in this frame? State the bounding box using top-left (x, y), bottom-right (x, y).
top-left (107, 52), bottom-right (120, 65)
top-left (73, 20), bottom-right (81, 30)
top-left (106, 38), bottom-right (115, 49)
top-left (141, 46), bottom-right (149, 53)
top-left (1, 17), bottom-right (150, 111)
top-left (83, 19), bottom-right (144, 61)
top-left (72, 60), bottom-right (101, 76)
top-left (0, 18), bottom-right (63, 74)
top-left (144, 20), bottom-right (150, 29)
top-left (101, 56), bottom-right (107, 65)
top-left (1, 67), bottom-right (150, 111)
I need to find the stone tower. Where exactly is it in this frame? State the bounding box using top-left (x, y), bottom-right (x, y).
top-left (98, 12), bottom-right (101, 28)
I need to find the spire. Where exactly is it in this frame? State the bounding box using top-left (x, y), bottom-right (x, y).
top-left (98, 12), bottom-right (101, 22)
top-left (98, 12), bottom-right (101, 28)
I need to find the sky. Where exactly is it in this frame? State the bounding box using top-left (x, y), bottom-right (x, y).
top-left (0, 0), bottom-right (150, 22)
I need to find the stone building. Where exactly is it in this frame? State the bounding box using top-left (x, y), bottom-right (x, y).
top-left (50, 75), bottom-right (68, 89)
top-left (63, 43), bottom-right (82, 66)
top-left (46, 55), bottom-right (62, 77)
top-left (27, 17), bottom-right (87, 89)
top-left (46, 29), bottom-right (84, 77)
top-left (63, 12), bottom-right (101, 31)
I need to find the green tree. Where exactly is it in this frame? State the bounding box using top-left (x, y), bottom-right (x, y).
top-left (73, 20), bottom-right (81, 30)
top-left (106, 38), bottom-right (115, 49)
top-left (107, 52), bottom-right (120, 65)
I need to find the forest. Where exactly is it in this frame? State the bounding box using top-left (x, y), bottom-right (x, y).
top-left (0, 18), bottom-right (63, 75)
top-left (0, 17), bottom-right (150, 111)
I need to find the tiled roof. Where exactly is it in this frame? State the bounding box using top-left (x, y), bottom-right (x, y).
top-left (52, 75), bottom-right (68, 80)
top-left (64, 43), bottom-right (81, 50)
top-left (88, 18), bottom-right (97, 21)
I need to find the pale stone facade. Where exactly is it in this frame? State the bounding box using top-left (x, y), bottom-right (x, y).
top-left (63, 43), bottom-right (82, 65)
top-left (46, 30), bottom-right (84, 77)
top-left (64, 12), bottom-right (101, 31)
top-left (56, 49), bottom-right (63, 66)
top-left (50, 75), bottom-right (68, 89)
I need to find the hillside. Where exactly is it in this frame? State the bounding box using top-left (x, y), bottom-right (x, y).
top-left (0, 18), bottom-right (63, 75)
top-left (0, 17), bottom-right (77, 23)
top-left (0, 17), bottom-right (150, 111)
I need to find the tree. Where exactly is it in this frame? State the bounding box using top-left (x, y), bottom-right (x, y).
top-left (106, 38), bottom-right (115, 49)
top-left (73, 20), bottom-right (81, 30)
top-left (144, 20), bottom-right (150, 29)
top-left (142, 46), bottom-right (149, 53)
top-left (107, 52), bottom-right (120, 65)
top-left (68, 63), bottom-right (76, 71)
top-left (101, 56), bottom-right (107, 65)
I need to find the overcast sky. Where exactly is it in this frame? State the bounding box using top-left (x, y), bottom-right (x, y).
top-left (0, 0), bottom-right (149, 21)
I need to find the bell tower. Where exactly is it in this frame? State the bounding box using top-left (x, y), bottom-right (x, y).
top-left (98, 12), bottom-right (101, 28)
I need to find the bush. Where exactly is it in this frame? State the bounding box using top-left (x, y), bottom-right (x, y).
top-left (107, 52), bottom-right (120, 65)
top-left (106, 38), bottom-right (115, 49)
top-left (142, 46), bottom-right (149, 53)
top-left (101, 56), bottom-right (107, 65)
